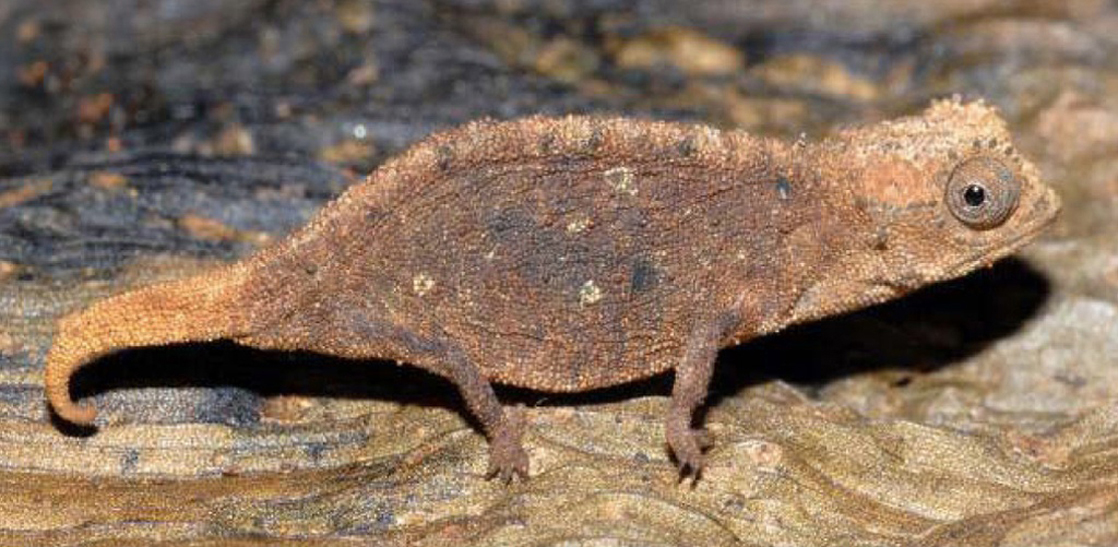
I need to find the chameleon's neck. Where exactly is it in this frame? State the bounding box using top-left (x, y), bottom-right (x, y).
top-left (43, 261), bottom-right (256, 424)
top-left (765, 140), bottom-right (906, 331)
top-left (722, 134), bottom-right (891, 340)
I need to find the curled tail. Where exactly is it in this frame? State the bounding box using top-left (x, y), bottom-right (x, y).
top-left (44, 263), bottom-right (255, 425)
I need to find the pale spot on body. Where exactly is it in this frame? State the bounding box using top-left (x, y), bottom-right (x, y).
top-left (567, 217), bottom-right (591, 233)
top-left (412, 273), bottom-right (435, 296)
top-left (579, 280), bottom-right (603, 306)
top-left (603, 166), bottom-right (637, 196)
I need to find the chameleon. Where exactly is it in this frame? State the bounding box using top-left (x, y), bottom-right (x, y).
top-left (43, 98), bottom-right (1060, 481)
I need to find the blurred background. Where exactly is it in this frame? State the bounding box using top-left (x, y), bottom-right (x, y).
top-left (1, 1), bottom-right (1117, 545)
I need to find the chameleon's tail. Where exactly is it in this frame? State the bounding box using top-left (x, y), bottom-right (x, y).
top-left (44, 263), bottom-right (255, 425)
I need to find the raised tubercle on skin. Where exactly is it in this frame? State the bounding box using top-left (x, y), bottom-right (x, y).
top-left (44, 263), bottom-right (255, 425)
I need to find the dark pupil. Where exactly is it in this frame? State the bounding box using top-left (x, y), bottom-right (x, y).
top-left (963, 184), bottom-right (986, 207)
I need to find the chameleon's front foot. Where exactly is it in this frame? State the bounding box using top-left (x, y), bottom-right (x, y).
top-left (486, 405), bottom-right (528, 482)
top-left (666, 413), bottom-right (713, 477)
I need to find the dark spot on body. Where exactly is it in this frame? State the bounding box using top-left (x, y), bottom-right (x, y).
top-left (436, 144), bottom-right (453, 172)
top-left (366, 206), bottom-right (388, 224)
top-left (776, 176), bottom-right (792, 201)
top-left (987, 137), bottom-right (998, 148)
top-left (484, 207), bottom-right (598, 291)
top-left (487, 207), bottom-right (534, 239)
top-left (630, 258), bottom-right (659, 294)
top-left (676, 136), bottom-right (696, 157)
top-left (539, 133), bottom-right (555, 154)
top-left (585, 126), bottom-right (604, 153)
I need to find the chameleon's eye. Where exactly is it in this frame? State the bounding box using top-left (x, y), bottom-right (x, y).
top-left (946, 156), bottom-right (1020, 230)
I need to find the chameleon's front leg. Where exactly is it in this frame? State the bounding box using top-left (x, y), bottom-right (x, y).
top-left (666, 309), bottom-right (741, 476)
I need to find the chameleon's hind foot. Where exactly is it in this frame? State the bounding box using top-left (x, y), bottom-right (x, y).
top-left (486, 405), bottom-right (528, 482)
top-left (666, 415), bottom-right (713, 478)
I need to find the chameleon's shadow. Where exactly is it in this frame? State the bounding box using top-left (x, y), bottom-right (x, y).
top-left (707, 255), bottom-right (1052, 402)
top-left (63, 256), bottom-right (1051, 429)
top-left (64, 340), bottom-right (477, 429)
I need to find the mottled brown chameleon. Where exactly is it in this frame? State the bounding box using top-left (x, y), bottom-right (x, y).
top-left (44, 99), bottom-right (1059, 481)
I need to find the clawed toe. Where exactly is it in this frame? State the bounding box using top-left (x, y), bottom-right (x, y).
top-left (486, 407), bottom-right (529, 482)
top-left (666, 417), bottom-right (712, 478)
top-left (487, 442), bottom-right (529, 483)
top-left (673, 429), bottom-right (709, 476)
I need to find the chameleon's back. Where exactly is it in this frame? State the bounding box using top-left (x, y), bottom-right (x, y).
top-left (252, 117), bottom-right (839, 392)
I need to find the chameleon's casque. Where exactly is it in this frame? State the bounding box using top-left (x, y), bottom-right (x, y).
top-left (44, 99), bottom-right (1060, 480)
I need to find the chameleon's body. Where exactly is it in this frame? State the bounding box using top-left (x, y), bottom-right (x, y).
top-left (44, 99), bottom-right (1060, 480)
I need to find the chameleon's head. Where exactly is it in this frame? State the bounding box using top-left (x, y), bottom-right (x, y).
top-left (804, 98), bottom-right (1060, 316)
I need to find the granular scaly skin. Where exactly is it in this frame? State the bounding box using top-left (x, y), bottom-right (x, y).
top-left (44, 99), bottom-right (1061, 480)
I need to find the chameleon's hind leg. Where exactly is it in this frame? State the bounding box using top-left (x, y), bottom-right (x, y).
top-left (244, 315), bottom-right (528, 481)
top-left (410, 337), bottom-right (528, 482)
top-left (666, 309), bottom-right (741, 477)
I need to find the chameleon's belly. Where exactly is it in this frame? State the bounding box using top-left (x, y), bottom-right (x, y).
top-left (441, 253), bottom-right (692, 391)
